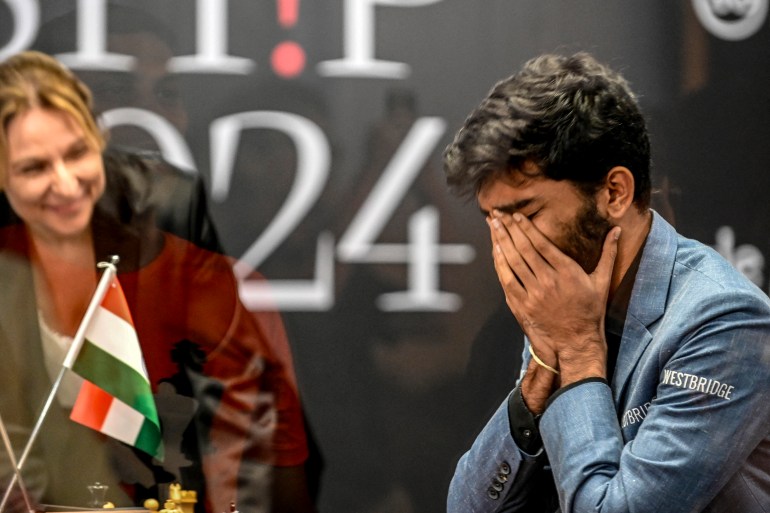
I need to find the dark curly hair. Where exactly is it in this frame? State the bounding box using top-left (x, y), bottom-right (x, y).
top-left (443, 52), bottom-right (651, 208)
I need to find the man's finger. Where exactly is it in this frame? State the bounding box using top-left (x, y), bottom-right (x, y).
top-left (592, 226), bottom-right (622, 290)
top-left (489, 215), bottom-right (538, 290)
top-left (488, 222), bottom-right (526, 299)
top-left (509, 212), bottom-right (573, 270)
top-left (494, 211), bottom-right (555, 281)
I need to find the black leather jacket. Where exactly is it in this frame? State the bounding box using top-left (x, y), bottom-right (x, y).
top-left (0, 145), bottom-right (222, 254)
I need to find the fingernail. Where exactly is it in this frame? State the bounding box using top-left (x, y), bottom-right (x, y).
top-left (614, 227), bottom-right (622, 240)
top-left (513, 213), bottom-right (523, 223)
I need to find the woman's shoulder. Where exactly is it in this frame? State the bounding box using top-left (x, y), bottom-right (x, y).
top-left (102, 146), bottom-right (223, 253)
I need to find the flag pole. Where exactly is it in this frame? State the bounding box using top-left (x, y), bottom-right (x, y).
top-left (0, 256), bottom-right (120, 513)
top-left (62, 256), bottom-right (120, 370)
top-left (0, 412), bottom-right (33, 513)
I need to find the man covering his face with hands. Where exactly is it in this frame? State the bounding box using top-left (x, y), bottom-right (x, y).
top-left (444, 52), bottom-right (770, 513)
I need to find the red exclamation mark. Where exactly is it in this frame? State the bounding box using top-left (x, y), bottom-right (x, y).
top-left (271, 0), bottom-right (305, 78)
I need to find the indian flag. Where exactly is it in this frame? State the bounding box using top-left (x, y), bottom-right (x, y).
top-left (69, 277), bottom-right (163, 460)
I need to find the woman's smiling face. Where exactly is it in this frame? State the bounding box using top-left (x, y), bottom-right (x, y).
top-left (3, 107), bottom-right (105, 243)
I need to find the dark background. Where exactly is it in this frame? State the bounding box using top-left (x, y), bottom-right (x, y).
top-left (2, 1), bottom-right (768, 511)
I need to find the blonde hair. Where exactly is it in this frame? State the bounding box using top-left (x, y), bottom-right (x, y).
top-left (0, 51), bottom-right (106, 185)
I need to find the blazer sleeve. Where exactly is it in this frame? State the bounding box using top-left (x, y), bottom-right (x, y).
top-left (448, 344), bottom-right (552, 513)
top-left (540, 288), bottom-right (770, 512)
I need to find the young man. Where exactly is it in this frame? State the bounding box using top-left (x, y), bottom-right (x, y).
top-left (444, 53), bottom-right (770, 512)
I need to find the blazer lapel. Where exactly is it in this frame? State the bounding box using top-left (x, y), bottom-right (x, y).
top-left (612, 211), bottom-right (679, 405)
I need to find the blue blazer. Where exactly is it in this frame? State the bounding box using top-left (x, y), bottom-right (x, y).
top-left (448, 211), bottom-right (770, 512)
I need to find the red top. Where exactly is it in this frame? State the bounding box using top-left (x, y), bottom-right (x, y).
top-left (107, 232), bottom-right (309, 510)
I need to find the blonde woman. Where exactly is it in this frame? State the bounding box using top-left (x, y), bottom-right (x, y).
top-left (0, 51), bottom-right (315, 513)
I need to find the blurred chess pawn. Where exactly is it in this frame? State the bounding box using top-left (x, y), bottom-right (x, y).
top-left (86, 482), bottom-right (109, 508)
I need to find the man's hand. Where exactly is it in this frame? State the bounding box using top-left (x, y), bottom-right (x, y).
top-left (520, 357), bottom-right (559, 415)
top-left (488, 211), bottom-right (620, 387)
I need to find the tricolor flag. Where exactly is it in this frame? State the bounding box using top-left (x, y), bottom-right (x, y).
top-left (69, 277), bottom-right (163, 460)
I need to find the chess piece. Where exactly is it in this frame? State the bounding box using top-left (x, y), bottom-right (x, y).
top-left (167, 483), bottom-right (196, 513)
top-left (87, 482), bottom-right (109, 508)
top-left (160, 499), bottom-right (182, 513)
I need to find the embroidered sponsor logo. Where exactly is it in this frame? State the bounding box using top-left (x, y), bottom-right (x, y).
top-left (661, 369), bottom-right (735, 400)
top-left (621, 401), bottom-right (652, 428)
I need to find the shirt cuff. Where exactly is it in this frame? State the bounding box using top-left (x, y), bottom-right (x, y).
top-left (507, 385), bottom-right (543, 455)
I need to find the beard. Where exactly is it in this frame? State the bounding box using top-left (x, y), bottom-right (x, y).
top-left (559, 196), bottom-right (614, 273)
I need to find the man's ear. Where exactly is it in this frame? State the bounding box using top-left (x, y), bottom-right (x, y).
top-left (600, 166), bottom-right (635, 221)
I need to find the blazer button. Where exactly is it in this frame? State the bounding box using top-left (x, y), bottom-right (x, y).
top-left (495, 473), bottom-right (508, 484)
top-left (487, 488), bottom-right (500, 500)
top-left (500, 461), bottom-right (511, 475)
top-left (491, 481), bottom-right (504, 492)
